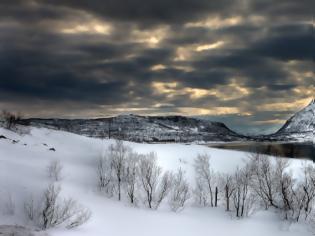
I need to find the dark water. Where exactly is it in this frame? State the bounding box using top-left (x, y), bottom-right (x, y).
top-left (209, 142), bottom-right (315, 161)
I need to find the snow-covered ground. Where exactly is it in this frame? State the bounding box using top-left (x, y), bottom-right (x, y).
top-left (0, 126), bottom-right (312, 236)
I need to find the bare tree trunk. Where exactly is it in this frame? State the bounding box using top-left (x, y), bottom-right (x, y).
top-left (225, 185), bottom-right (230, 211)
top-left (215, 186), bottom-right (218, 207)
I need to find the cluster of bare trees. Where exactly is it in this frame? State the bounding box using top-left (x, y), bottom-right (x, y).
top-left (249, 153), bottom-right (315, 222)
top-left (97, 142), bottom-right (315, 222)
top-left (193, 154), bottom-right (254, 217)
top-left (0, 110), bottom-right (21, 130)
top-left (193, 153), bottom-right (315, 222)
top-left (97, 140), bottom-right (190, 211)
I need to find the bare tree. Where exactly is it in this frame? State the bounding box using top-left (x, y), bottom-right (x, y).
top-left (298, 164), bottom-right (315, 220)
top-left (110, 140), bottom-right (130, 201)
top-left (138, 152), bottom-right (172, 209)
top-left (249, 153), bottom-right (281, 209)
top-left (169, 168), bottom-right (190, 212)
top-left (47, 160), bottom-right (63, 182)
top-left (139, 152), bottom-right (161, 209)
top-left (155, 171), bottom-right (173, 209)
top-left (124, 152), bottom-right (140, 205)
top-left (194, 154), bottom-right (216, 207)
top-left (231, 165), bottom-right (256, 218)
top-left (277, 163), bottom-right (315, 222)
top-left (219, 173), bottom-right (235, 211)
top-left (97, 154), bottom-right (115, 197)
top-left (193, 178), bottom-right (208, 207)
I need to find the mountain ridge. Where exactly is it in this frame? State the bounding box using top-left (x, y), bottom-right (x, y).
top-left (14, 98), bottom-right (315, 143)
top-left (267, 99), bottom-right (315, 142)
top-left (18, 114), bottom-right (247, 143)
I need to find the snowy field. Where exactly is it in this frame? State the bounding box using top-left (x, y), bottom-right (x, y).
top-left (0, 126), bottom-right (312, 236)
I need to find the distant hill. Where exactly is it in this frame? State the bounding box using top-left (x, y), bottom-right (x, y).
top-left (18, 114), bottom-right (246, 143)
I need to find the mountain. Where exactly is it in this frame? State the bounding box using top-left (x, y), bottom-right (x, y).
top-left (18, 114), bottom-right (246, 143)
top-left (272, 99), bottom-right (315, 142)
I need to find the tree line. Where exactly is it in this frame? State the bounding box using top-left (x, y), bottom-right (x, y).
top-left (97, 140), bottom-right (315, 225)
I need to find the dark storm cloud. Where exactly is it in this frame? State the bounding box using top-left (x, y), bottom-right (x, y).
top-left (249, 0), bottom-right (314, 19)
top-left (253, 24), bottom-right (314, 61)
top-left (38, 0), bottom-right (240, 26)
top-left (0, 0), bottom-right (313, 133)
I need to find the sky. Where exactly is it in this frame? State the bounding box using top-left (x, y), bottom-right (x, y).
top-left (0, 0), bottom-right (314, 134)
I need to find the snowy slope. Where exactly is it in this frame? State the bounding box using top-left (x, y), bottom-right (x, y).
top-left (0, 126), bottom-right (312, 236)
top-left (275, 99), bottom-right (315, 142)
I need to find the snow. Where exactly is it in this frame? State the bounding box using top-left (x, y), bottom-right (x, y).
top-left (276, 99), bottom-right (315, 142)
top-left (0, 126), bottom-right (312, 236)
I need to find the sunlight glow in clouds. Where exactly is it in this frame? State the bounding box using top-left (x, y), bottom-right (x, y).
top-left (0, 0), bottom-right (313, 133)
top-left (195, 41), bottom-right (225, 52)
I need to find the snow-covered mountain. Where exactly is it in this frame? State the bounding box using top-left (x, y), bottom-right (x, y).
top-left (16, 99), bottom-right (315, 143)
top-left (273, 99), bottom-right (315, 142)
top-left (19, 114), bottom-right (246, 143)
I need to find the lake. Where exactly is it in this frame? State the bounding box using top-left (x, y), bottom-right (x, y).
top-left (209, 142), bottom-right (315, 161)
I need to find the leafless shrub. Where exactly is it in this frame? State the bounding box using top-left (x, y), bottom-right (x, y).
top-left (24, 195), bottom-right (36, 221)
top-left (24, 184), bottom-right (91, 230)
top-left (194, 154), bottom-right (216, 207)
top-left (248, 153), bottom-right (280, 210)
top-left (300, 164), bottom-right (315, 220)
top-left (169, 168), bottom-right (190, 212)
top-left (66, 205), bottom-right (92, 229)
top-left (231, 165), bottom-right (256, 218)
top-left (47, 160), bottom-right (63, 181)
top-left (155, 171), bottom-right (173, 209)
top-left (2, 193), bottom-right (15, 215)
top-left (138, 152), bottom-right (161, 209)
top-left (193, 178), bottom-right (208, 207)
top-left (124, 152), bottom-right (140, 205)
top-left (97, 155), bottom-right (114, 196)
top-left (109, 140), bottom-right (131, 201)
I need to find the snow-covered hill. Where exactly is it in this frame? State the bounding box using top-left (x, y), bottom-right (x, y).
top-left (0, 126), bottom-right (312, 236)
top-left (274, 99), bottom-right (315, 142)
top-left (18, 114), bottom-right (246, 143)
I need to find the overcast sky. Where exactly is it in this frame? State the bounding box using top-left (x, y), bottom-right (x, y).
top-left (0, 0), bottom-right (314, 134)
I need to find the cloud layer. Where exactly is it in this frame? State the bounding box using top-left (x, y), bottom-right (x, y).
top-left (0, 0), bottom-right (314, 134)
